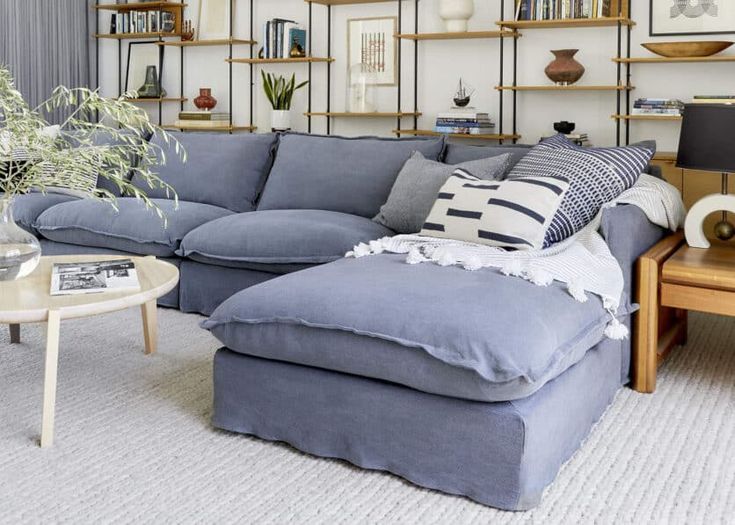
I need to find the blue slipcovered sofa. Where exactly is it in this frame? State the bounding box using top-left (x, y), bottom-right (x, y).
top-left (13, 131), bottom-right (666, 510)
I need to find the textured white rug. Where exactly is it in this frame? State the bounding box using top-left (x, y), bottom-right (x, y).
top-left (1, 308), bottom-right (734, 524)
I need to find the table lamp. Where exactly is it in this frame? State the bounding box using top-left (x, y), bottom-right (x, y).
top-left (676, 103), bottom-right (735, 249)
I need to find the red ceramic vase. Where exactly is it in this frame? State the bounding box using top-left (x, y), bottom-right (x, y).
top-left (544, 49), bottom-right (585, 86)
top-left (194, 88), bottom-right (217, 111)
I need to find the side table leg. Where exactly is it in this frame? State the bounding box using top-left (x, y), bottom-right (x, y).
top-left (141, 300), bottom-right (158, 355)
top-left (633, 257), bottom-right (660, 393)
top-left (40, 310), bottom-right (61, 448)
top-left (9, 324), bottom-right (20, 343)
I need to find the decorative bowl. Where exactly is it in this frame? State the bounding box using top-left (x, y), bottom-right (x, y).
top-left (641, 41), bottom-right (733, 58)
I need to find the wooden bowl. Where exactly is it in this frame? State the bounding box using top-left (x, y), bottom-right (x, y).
top-left (641, 41), bottom-right (733, 58)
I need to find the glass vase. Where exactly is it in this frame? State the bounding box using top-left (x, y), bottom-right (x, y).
top-left (0, 197), bottom-right (41, 281)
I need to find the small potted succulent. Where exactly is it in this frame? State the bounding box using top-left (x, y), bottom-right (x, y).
top-left (261, 71), bottom-right (308, 131)
top-left (0, 66), bottom-right (184, 280)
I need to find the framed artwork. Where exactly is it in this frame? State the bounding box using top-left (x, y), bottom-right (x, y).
top-left (347, 17), bottom-right (397, 86)
top-left (197, 0), bottom-right (232, 40)
top-left (124, 41), bottom-right (165, 97)
top-left (650, 0), bottom-right (735, 36)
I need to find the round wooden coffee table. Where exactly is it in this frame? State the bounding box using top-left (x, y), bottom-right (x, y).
top-left (1, 255), bottom-right (179, 447)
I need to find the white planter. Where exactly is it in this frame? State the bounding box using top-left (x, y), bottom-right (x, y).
top-left (270, 110), bottom-right (291, 131)
top-left (439, 0), bottom-right (475, 32)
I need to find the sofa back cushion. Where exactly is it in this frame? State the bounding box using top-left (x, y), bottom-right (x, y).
top-left (443, 143), bottom-right (531, 172)
top-left (132, 131), bottom-right (277, 212)
top-left (257, 133), bottom-right (445, 218)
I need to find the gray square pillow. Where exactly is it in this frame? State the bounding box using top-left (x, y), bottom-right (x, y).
top-left (373, 151), bottom-right (512, 234)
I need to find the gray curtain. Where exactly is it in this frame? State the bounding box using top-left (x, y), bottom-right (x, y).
top-left (0, 0), bottom-right (97, 123)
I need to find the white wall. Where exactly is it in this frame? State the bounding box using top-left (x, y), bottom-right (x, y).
top-left (97, 0), bottom-right (735, 151)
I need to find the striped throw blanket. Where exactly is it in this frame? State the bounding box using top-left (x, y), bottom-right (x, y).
top-left (347, 174), bottom-right (686, 340)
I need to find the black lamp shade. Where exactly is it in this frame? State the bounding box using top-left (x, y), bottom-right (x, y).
top-left (676, 104), bottom-right (735, 173)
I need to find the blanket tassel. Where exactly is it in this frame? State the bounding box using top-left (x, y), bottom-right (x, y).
top-left (604, 317), bottom-right (629, 340)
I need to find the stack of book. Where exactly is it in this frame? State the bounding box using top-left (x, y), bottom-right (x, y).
top-left (174, 111), bottom-right (231, 129)
top-left (110, 11), bottom-right (174, 34)
top-left (692, 95), bottom-right (735, 105)
top-left (262, 19), bottom-right (307, 59)
top-left (435, 110), bottom-right (495, 135)
top-left (515, 0), bottom-right (619, 21)
top-left (543, 133), bottom-right (590, 146)
top-left (632, 98), bottom-right (684, 116)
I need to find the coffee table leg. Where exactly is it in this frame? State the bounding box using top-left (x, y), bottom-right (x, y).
top-left (41, 310), bottom-right (61, 448)
top-left (9, 324), bottom-right (20, 344)
top-left (141, 300), bottom-right (157, 355)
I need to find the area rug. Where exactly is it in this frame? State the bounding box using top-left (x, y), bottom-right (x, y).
top-left (1, 309), bottom-right (734, 523)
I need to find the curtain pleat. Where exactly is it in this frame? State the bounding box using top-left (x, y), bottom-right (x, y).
top-left (0, 0), bottom-right (97, 123)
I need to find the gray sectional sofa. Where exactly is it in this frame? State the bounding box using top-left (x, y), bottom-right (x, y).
top-left (14, 131), bottom-right (667, 510)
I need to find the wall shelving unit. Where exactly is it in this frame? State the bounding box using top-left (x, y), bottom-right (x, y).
top-left (496, 0), bottom-right (634, 146)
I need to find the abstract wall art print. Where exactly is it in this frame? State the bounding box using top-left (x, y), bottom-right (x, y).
top-left (650, 0), bottom-right (735, 36)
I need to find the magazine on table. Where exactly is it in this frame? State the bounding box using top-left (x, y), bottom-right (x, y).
top-left (50, 259), bottom-right (140, 296)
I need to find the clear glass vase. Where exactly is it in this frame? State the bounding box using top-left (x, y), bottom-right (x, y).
top-left (0, 197), bottom-right (41, 281)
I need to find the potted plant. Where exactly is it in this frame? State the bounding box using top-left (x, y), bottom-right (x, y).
top-left (0, 66), bottom-right (184, 281)
top-left (261, 71), bottom-right (308, 131)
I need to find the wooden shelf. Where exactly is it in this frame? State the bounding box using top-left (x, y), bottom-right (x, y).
top-left (96, 32), bottom-right (181, 40)
top-left (306, 112), bottom-right (421, 117)
top-left (396, 30), bottom-right (517, 41)
top-left (158, 38), bottom-right (256, 47)
top-left (227, 57), bottom-right (334, 64)
top-left (393, 129), bottom-right (521, 141)
top-left (496, 85), bottom-right (633, 91)
top-left (612, 114), bottom-right (682, 121)
top-left (163, 124), bottom-right (257, 132)
top-left (498, 17), bottom-right (634, 29)
top-left (306, 0), bottom-right (395, 5)
top-left (95, 2), bottom-right (186, 11)
top-left (614, 55), bottom-right (735, 64)
top-left (119, 97), bottom-right (188, 103)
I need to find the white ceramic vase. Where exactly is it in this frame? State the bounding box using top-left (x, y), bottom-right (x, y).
top-left (439, 0), bottom-right (475, 32)
top-left (270, 110), bottom-right (291, 131)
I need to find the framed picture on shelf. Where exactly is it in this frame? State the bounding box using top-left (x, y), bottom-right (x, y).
top-left (124, 42), bottom-right (165, 98)
top-left (347, 17), bottom-right (397, 86)
top-left (197, 0), bottom-right (232, 40)
top-left (650, 0), bottom-right (735, 36)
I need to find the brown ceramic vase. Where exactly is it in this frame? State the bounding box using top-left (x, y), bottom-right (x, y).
top-left (544, 49), bottom-right (585, 85)
top-left (194, 88), bottom-right (217, 111)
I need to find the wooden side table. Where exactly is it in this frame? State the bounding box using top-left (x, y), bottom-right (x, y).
top-left (634, 232), bottom-right (735, 392)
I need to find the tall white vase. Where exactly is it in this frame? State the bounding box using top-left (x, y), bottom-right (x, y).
top-left (439, 0), bottom-right (475, 32)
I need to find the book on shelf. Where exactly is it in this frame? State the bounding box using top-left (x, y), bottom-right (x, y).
top-left (50, 259), bottom-right (140, 296)
top-left (437, 109), bottom-right (490, 120)
top-left (436, 119), bottom-right (495, 128)
top-left (692, 96), bottom-right (735, 104)
top-left (633, 98), bottom-right (684, 115)
top-left (173, 119), bottom-right (231, 128)
top-left (514, 0), bottom-right (620, 21)
top-left (177, 111), bottom-right (231, 121)
top-left (543, 132), bottom-right (590, 146)
top-left (263, 19), bottom-right (306, 59)
top-left (113, 10), bottom-right (170, 34)
top-left (435, 126), bottom-right (497, 135)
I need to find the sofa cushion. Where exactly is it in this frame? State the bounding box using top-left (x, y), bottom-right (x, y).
top-left (35, 198), bottom-right (233, 257)
top-left (373, 152), bottom-right (512, 234)
top-left (10, 192), bottom-right (78, 235)
top-left (202, 254), bottom-right (613, 402)
top-left (132, 131), bottom-right (277, 212)
top-left (443, 143), bottom-right (531, 170)
top-left (257, 133), bottom-right (445, 218)
top-left (178, 209), bottom-right (394, 272)
top-left (508, 134), bottom-right (654, 247)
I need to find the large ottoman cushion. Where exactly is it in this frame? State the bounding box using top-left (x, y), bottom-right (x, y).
top-left (35, 197), bottom-right (233, 257)
top-left (178, 209), bottom-right (394, 273)
top-left (257, 133), bottom-right (445, 218)
top-left (132, 131), bottom-right (277, 212)
top-left (203, 254), bottom-right (614, 401)
top-left (10, 192), bottom-right (78, 234)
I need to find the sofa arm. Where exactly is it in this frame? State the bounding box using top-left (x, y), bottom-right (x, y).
top-left (600, 204), bottom-right (667, 304)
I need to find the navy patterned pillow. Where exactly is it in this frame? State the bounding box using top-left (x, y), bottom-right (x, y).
top-left (507, 134), bottom-right (654, 247)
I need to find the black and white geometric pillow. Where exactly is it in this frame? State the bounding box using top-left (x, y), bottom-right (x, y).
top-left (420, 168), bottom-right (570, 250)
top-left (507, 133), bottom-right (654, 247)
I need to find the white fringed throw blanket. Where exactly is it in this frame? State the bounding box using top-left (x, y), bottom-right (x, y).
top-left (347, 174), bottom-right (686, 340)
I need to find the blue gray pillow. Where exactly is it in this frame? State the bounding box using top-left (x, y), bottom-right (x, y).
top-left (507, 134), bottom-right (654, 247)
top-left (374, 151), bottom-right (512, 234)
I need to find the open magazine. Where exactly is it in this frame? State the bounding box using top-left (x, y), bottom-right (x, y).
top-left (50, 259), bottom-right (140, 296)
